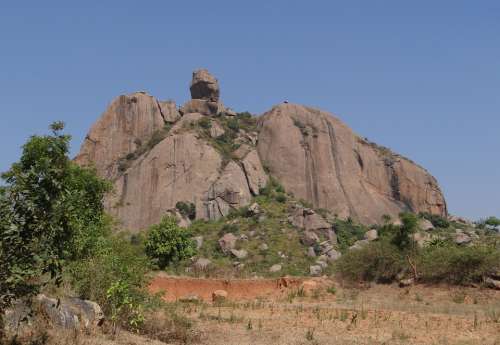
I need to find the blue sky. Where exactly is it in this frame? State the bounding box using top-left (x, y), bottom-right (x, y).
top-left (1, 1), bottom-right (499, 219)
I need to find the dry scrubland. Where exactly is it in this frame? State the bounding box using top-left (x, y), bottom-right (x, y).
top-left (18, 280), bottom-right (500, 345)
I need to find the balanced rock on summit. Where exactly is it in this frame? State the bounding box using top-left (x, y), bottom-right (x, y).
top-left (190, 69), bottom-right (220, 102)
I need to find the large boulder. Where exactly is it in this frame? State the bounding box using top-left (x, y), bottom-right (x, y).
top-left (230, 249), bottom-right (248, 259)
top-left (5, 296), bottom-right (104, 333)
top-left (241, 150), bottom-right (269, 195)
top-left (218, 233), bottom-right (238, 254)
top-left (37, 295), bottom-right (103, 330)
top-left (190, 69), bottom-right (220, 101)
top-left (364, 229), bottom-right (378, 241)
top-left (204, 161), bottom-right (253, 220)
top-left (257, 103), bottom-right (447, 224)
top-left (419, 219), bottom-right (435, 231)
top-left (193, 257), bottom-right (211, 271)
top-left (289, 206), bottom-right (331, 231)
top-left (309, 265), bottom-right (323, 276)
top-left (454, 230), bottom-right (472, 245)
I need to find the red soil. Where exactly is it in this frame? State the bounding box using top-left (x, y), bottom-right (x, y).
top-left (148, 274), bottom-right (308, 302)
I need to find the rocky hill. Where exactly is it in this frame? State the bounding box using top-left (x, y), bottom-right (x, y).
top-left (76, 69), bottom-right (447, 231)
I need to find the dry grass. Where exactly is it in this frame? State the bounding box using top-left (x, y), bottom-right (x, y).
top-left (5, 283), bottom-right (500, 345)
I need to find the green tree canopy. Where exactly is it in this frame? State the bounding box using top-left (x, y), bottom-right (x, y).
top-left (485, 216), bottom-right (500, 228)
top-left (0, 122), bottom-right (110, 314)
top-left (145, 216), bottom-right (196, 269)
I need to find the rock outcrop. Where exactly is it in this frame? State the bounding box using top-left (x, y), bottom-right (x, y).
top-left (190, 69), bottom-right (220, 101)
top-left (77, 70), bottom-right (447, 230)
top-left (257, 103), bottom-right (447, 224)
top-left (75, 92), bottom-right (172, 179)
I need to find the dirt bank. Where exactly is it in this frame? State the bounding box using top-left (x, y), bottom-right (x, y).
top-left (148, 274), bottom-right (316, 301)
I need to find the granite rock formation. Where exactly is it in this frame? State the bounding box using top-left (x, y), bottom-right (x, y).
top-left (76, 69), bottom-right (447, 231)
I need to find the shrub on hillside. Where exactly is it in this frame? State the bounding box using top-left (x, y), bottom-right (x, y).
top-left (197, 117), bottom-right (212, 129)
top-left (417, 244), bottom-right (500, 285)
top-left (334, 220), bottom-right (367, 251)
top-left (67, 234), bottom-right (152, 332)
top-left (419, 212), bottom-right (450, 228)
top-left (175, 201), bottom-right (196, 220)
top-left (335, 241), bottom-right (406, 283)
top-left (392, 213), bottom-right (418, 251)
top-left (145, 217), bottom-right (196, 269)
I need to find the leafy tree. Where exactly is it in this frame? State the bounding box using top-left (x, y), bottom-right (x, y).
top-left (485, 216), bottom-right (500, 228)
top-left (0, 122), bottom-right (110, 329)
top-left (145, 217), bottom-right (196, 269)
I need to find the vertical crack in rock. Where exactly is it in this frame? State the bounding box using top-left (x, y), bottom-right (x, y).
top-left (303, 138), bottom-right (320, 207)
top-left (156, 99), bottom-right (167, 124)
top-left (240, 160), bottom-right (256, 197)
top-left (325, 119), bottom-right (357, 218)
top-left (119, 173), bottom-right (129, 207)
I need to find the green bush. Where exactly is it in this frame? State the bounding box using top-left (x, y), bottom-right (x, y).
top-left (197, 117), bottom-right (212, 129)
top-left (418, 244), bottom-right (500, 284)
top-left (175, 201), bottom-right (196, 220)
top-left (419, 212), bottom-right (450, 228)
top-left (334, 220), bottom-right (367, 251)
top-left (485, 216), bottom-right (500, 228)
top-left (275, 193), bottom-right (287, 203)
top-left (258, 177), bottom-right (286, 201)
top-left (392, 213), bottom-right (418, 251)
top-left (145, 217), bottom-right (196, 269)
top-left (67, 234), bottom-right (151, 331)
top-left (335, 241), bottom-right (405, 283)
top-left (226, 118), bottom-right (240, 132)
top-left (235, 112), bottom-right (257, 132)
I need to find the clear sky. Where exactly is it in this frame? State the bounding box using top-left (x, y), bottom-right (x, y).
top-left (1, 1), bottom-right (499, 220)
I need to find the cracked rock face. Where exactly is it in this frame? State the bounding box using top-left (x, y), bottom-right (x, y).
top-left (257, 103), bottom-right (447, 225)
top-left (75, 92), bottom-right (173, 179)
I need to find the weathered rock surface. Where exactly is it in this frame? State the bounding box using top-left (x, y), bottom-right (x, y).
top-left (310, 265), bottom-right (322, 276)
top-left (419, 219), bottom-right (435, 231)
top-left (212, 290), bottom-right (228, 303)
top-left (193, 257), bottom-right (211, 271)
top-left (349, 239), bottom-right (370, 250)
top-left (193, 236), bottom-right (204, 249)
top-left (180, 99), bottom-right (223, 116)
top-left (289, 206), bottom-right (332, 231)
top-left (204, 161), bottom-right (252, 220)
top-left (364, 229), bottom-right (378, 241)
top-left (218, 233), bottom-right (237, 254)
top-left (105, 132), bottom-right (223, 231)
top-left (241, 150), bottom-right (269, 195)
top-left (230, 249), bottom-right (248, 259)
top-left (257, 103), bottom-right (447, 225)
top-left (454, 230), bottom-right (472, 245)
top-left (75, 92), bottom-right (168, 179)
top-left (269, 264), bottom-right (282, 273)
top-left (190, 69), bottom-right (220, 101)
top-left (5, 295), bottom-right (104, 333)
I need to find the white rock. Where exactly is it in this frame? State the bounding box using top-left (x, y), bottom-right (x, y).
top-left (269, 264), bottom-right (282, 273)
